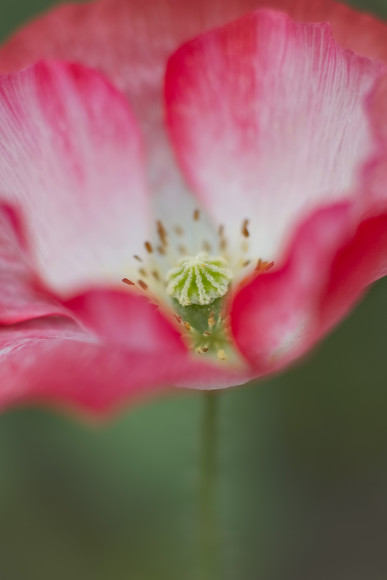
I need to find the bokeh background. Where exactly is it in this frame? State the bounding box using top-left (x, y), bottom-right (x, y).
top-left (0, 1), bottom-right (386, 579)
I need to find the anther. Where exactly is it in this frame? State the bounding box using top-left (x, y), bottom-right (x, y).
top-left (255, 259), bottom-right (274, 272)
top-left (134, 254), bottom-right (142, 262)
top-left (241, 240), bottom-right (249, 254)
top-left (156, 220), bottom-right (168, 246)
top-left (217, 349), bottom-right (227, 361)
top-left (178, 245), bottom-right (188, 255)
top-left (174, 226), bottom-right (184, 236)
top-left (138, 280), bottom-right (148, 290)
top-left (139, 268), bottom-right (148, 277)
top-left (122, 278), bottom-right (135, 286)
top-left (193, 209), bottom-right (200, 221)
top-left (184, 321), bottom-right (191, 331)
top-left (242, 219), bottom-right (250, 238)
top-left (144, 241), bottom-right (153, 253)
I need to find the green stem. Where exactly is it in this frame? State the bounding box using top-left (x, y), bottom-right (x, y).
top-left (199, 390), bottom-right (219, 580)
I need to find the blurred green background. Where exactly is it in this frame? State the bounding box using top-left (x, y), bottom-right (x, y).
top-left (0, 1), bottom-right (387, 579)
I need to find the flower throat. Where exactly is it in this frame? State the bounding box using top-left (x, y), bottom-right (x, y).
top-left (122, 209), bottom-right (273, 361)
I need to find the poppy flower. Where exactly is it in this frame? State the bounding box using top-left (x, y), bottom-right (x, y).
top-left (0, 0), bottom-right (387, 414)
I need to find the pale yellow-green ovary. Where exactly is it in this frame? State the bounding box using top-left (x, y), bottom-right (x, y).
top-left (166, 254), bottom-right (233, 306)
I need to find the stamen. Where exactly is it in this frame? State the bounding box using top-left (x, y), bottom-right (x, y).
top-left (220, 238), bottom-right (228, 251)
top-left (241, 240), bottom-right (249, 254)
top-left (174, 226), bottom-right (184, 236)
top-left (122, 208), bottom-right (273, 363)
top-left (156, 220), bottom-right (168, 246)
top-left (255, 259), bottom-right (274, 272)
top-left (178, 245), bottom-right (188, 255)
top-left (122, 278), bottom-right (135, 286)
top-left (217, 349), bottom-right (227, 361)
top-left (242, 219), bottom-right (250, 238)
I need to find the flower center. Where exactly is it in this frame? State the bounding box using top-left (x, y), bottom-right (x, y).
top-left (122, 209), bottom-right (274, 362)
top-left (165, 253), bottom-right (233, 306)
top-left (164, 252), bottom-right (234, 358)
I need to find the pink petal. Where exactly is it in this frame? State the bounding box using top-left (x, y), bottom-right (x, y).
top-left (0, 0), bottom-right (386, 404)
top-left (0, 204), bottom-right (65, 323)
top-left (1, 0), bottom-right (385, 224)
top-left (231, 203), bottom-right (354, 372)
top-left (64, 288), bottom-right (186, 353)
top-left (0, 318), bottom-right (172, 414)
top-left (355, 76), bottom-right (387, 215)
top-left (0, 60), bottom-right (148, 295)
top-left (0, 0), bottom-right (268, 225)
top-left (0, 292), bottom-right (254, 414)
top-left (1, 0), bottom-right (385, 157)
top-left (319, 212), bottom-right (387, 335)
top-left (165, 10), bottom-right (382, 259)
top-left (64, 288), bottom-right (254, 389)
top-left (2, 1), bottom-right (387, 83)
top-left (278, 1), bottom-right (387, 62)
top-left (232, 201), bottom-right (387, 374)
